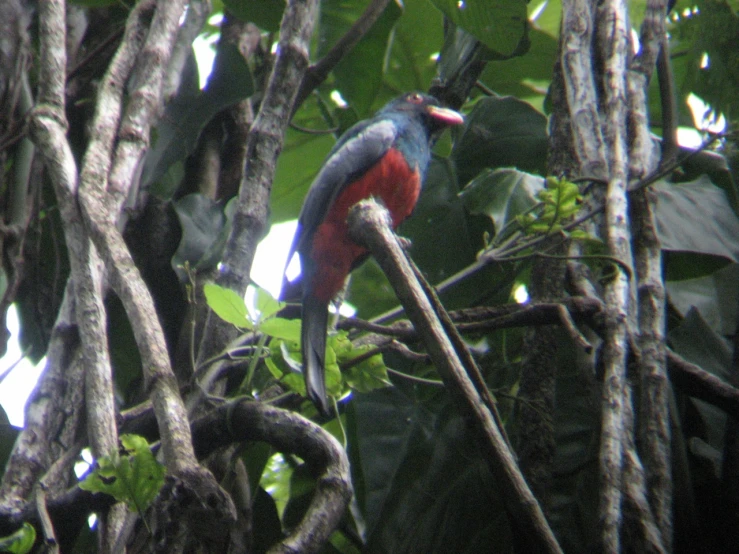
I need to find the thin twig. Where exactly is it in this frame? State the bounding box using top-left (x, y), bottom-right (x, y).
top-left (35, 486), bottom-right (59, 554)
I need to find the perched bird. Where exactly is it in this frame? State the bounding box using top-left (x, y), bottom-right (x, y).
top-left (284, 92), bottom-right (464, 415)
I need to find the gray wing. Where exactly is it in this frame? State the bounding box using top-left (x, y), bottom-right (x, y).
top-left (287, 118), bottom-right (398, 262)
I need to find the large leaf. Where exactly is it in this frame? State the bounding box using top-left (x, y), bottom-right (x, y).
top-left (225, 0), bottom-right (285, 31)
top-left (451, 96), bottom-right (548, 184)
top-left (653, 176), bottom-right (739, 261)
top-left (320, 0), bottom-right (403, 116)
top-left (547, 349), bottom-right (601, 553)
top-left (669, 307), bottom-right (732, 382)
top-left (459, 167), bottom-right (545, 234)
top-left (142, 44), bottom-right (254, 196)
top-left (383, 0), bottom-right (445, 93)
top-left (477, 27), bottom-right (558, 108)
top-left (666, 262), bottom-right (739, 335)
top-left (669, 308), bottom-right (732, 450)
top-left (348, 388), bottom-right (512, 554)
top-left (430, 0), bottom-right (528, 58)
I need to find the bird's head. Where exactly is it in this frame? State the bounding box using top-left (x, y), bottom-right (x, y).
top-left (379, 92), bottom-right (464, 134)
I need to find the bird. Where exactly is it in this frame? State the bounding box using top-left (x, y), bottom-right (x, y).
top-left (284, 92), bottom-right (464, 415)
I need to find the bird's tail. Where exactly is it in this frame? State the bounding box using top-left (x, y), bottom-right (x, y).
top-left (301, 292), bottom-right (331, 416)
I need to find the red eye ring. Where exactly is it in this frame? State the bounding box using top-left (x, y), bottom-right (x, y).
top-left (408, 92), bottom-right (423, 104)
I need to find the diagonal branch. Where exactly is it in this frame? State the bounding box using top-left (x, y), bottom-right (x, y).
top-left (197, 0), bottom-right (319, 368)
top-left (347, 199), bottom-right (563, 554)
top-left (293, 0), bottom-right (391, 110)
top-left (29, 1), bottom-right (124, 548)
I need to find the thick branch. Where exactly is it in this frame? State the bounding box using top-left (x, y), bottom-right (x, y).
top-left (629, 0), bottom-right (672, 547)
top-left (192, 400), bottom-right (352, 554)
top-left (595, 1), bottom-right (637, 550)
top-left (198, 0), bottom-right (318, 366)
top-left (347, 199), bottom-right (562, 554)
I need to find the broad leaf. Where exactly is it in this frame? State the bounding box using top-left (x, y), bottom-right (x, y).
top-left (255, 286), bottom-right (284, 321)
top-left (350, 389), bottom-right (512, 553)
top-left (320, 0), bottom-right (403, 115)
top-left (203, 283), bottom-right (252, 329)
top-left (79, 434), bottom-right (165, 514)
top-left (225, 0), bottom-right (285, 31)
top-left (270, 125), bottom-right (336, 223)
top-left (384, 0), bottom-right (444, 93)
top-left (666, 262), bottom-right (739, 335)
top-left (459, 167), bottom-right (544, 234)
top-left (430, 0), bottom-right (528, 58)
top-left (259, 317), bottom-right (301, 342)
top-left (653, 176), bottom-right (739, 261)
top-left (669, 309), bottom-right (732, 451)
top-left (452, 96), bottom-right (548, 185)
top-left (669, 307), bottom-right (732, 383)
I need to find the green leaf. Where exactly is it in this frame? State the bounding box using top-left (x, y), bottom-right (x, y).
top-left (430, 0), bottom-right (528, 58)
top-left (459, 168), bottom-right (545, 233)
top-left (255, 287), bottom-right (284, 322)
top-left (79, 434), bottom-right (165, 514)
top-left (0, 523), bottom-right (36, 554)
top-left (225, 0), bottom-right (285, 31)
top-left (477, 27), bottom-right (558, 108)
top-left (341, 347), bottom-right (391, 393)
top-left (670, 0), bottom-right (739, 124)
top-left (451, 96), bottom-right (548, 185)
top-left (350, 389), bottom-right (512, 552)
top-left (320, 0), bottom-right (403, 116)
top-left (271, 125), bottom-right (336, 223)
top-left (666, 262), bottom-right (739, 335)
top-left (653, 176), bottom-right (739, 261)
top-left (259, 317), bottom-right (301, 342)
top-left (324, 336), bottom-right (344, 397)
top-left (203, 283), bottom-right (252, 329)
top-left (384, 0), bottom-right (444, 93)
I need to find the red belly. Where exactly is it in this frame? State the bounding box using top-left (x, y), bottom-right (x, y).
top-left (308, 148), bottom-right (421, 302)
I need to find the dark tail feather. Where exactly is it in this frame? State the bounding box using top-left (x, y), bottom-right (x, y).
top-left (302, 292), bottom-right (331, 416)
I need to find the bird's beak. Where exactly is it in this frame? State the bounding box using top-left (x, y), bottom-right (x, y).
top-left (426, 105), bottom-right (464, 126)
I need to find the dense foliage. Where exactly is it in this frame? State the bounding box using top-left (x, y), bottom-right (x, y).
top-left (0, 0), bottom-right (738, 552)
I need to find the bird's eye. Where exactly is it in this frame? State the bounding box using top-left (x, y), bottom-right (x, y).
top-left (408, 93), bottom-right (423, 104)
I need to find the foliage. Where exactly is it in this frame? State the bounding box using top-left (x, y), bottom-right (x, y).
top-left (0, 523), bottom-right (36, 554)
top-left (79, 434), bottom-right (165, 515)
top-left (204, 283), bottom-right (389, 405)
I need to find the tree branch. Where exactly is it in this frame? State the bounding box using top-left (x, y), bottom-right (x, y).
top-left (628, 0), bottom-right (672, 547)
top-left (346, 199), bottom-right (563, 554)
top-left (594, 1), bottom-right (636, 550)
top-left (192, 400), bottom-right (353, 554)
top-left (293, 0), bottom-right (391, 110)
top-left (198, 0), bottom-right (318, 366)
